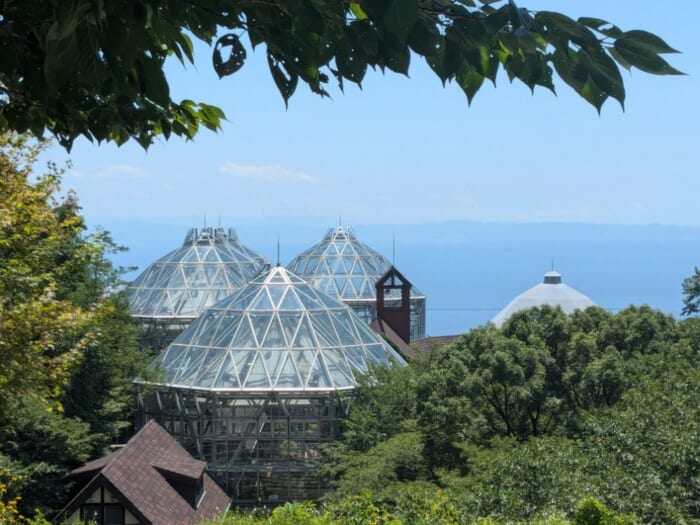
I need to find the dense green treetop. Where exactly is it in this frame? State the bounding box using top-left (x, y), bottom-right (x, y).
top-left (0, 0), bottom-right (682, 150)
top-left (323, 305), bottom-right (700, 523)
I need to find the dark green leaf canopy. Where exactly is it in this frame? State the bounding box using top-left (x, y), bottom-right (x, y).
top-left (0, 0), bottom-right (682, 150)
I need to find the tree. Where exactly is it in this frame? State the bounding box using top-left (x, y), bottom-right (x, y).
top-left (681, 267), bottom-right (700, 316)
top-left (0, 0), bottom-right (682, 150)
top-left (0, 134), bottom-right (152, 514)
top-left (0, 133), bottom-right (93, 410)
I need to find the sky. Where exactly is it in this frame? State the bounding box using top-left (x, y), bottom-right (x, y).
top-left (41, 1), bottom-right (700, 230)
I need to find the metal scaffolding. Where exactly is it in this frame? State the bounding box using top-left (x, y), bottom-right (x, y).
top-left (138, 388), bottom-right (347, 503)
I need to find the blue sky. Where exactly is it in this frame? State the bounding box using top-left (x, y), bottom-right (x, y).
top-left (42, 1), bottom-right (700, 229)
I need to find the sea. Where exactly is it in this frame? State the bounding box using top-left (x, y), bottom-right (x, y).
top-left (106, 220), bottom-right (700, 337)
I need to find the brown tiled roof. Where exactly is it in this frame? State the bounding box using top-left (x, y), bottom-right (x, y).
top-left (409, 335), bottom-right (461, 354)
top-left (370, 318), bottom-right (418, 359)
top-left (69, 451), bottom-right (116, 476)
top-left (61, 420), bottom-right (229, 525)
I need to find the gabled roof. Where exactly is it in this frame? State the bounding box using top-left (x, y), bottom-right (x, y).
top-left (491, 270), bottom-right (596, 327)
top-left (287, 226), bottom-right (424, 302)
top-left (147, 266), bottom-right (406, 393)
top-left (59, 420), bottom-right (229, 525)
top-left (128, 227), bottom-right (268, 320)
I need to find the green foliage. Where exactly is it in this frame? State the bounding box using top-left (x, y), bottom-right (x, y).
top-left (0, 134), bottom-right (152, 514)
top-left (0, 133), bottom-right (93, 410)
top-left (0, 398), bottom-right (93, 511)
top-left (681, 266), bottom-right (700, 316)
top-left (572, 498), bottom-right (636, 525)
top-left (0, 1), bottom-right (681, 149)
top-left (327, 432), bottom-right (430, 497)
top-left (323, 303), bottom-right (700, 524)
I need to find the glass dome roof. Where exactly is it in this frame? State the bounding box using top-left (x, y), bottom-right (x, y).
top-left (128, 227), bottom-right (268, 320)
top-left (151, 266), bottom-right (405, 392)
top-left (287, 227), bottom-right (424, 302)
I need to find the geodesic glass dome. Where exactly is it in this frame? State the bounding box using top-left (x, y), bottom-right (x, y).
top-left (287, 226), bottom-right (426, 340)
top-left (137, 266), bottom-right (404, 503)
top-left (127, 227), bottom-right (268, 350)
top-left (154, 265), bottom-right (404, 391)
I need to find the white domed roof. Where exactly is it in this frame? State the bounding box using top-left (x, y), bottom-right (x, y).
top-left (128, 227), bottom-right (268, 320)
top-left (151, 266), bottom-right (405, 392)
top-left (491, 270), bottom-right (595, 327)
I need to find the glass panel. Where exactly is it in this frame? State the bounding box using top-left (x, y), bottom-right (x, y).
top-left (323, 348), bottom-right (354, 387)
top-left (292, 317), bottom-right (315, 349)
top-left (245, 353), bottom-right (270, 388)
top-left (205, 248), bottom-right (220, 262)
top-left (279, 313), bottom-right (302, 345)
top-left (182, 250), bottom-right (199, 263)
top-left (190, 290), bottom-right (206, 315)
top-left (231, 317), bottom-right (256, 348)
top-left (168, 290), bottom-right (190, 316)
top-left (214, 353), bottom-right (239, 388)
top-left (355, 318), bottom-right (382, 344)
top-left (345, 347), bottom-right (368, 374)
top-left (190, 310), bottom-right (221, 347)
top-left (268, 286), bottom-right (286, 308)
top-left (249, 312), bottom-right (273, 346)
top-left (203, 265), bottom-right (218, 285)
top-left (169, 267), bottom-right (186, 288)
top-left (160, 344), bottom-right (187, 371)
top-left (294, 350), bottom-right (315, 385)
top-left (173, 348), bottom-right (208, 385)
top-left (262, 315), bottom-right (286, 347)
top-left (309, 312), bottom-right (339, 347)
top-left (367, 343), bottom-right (390, 365)
top-left (280, 289), bottom-right (303, 310)
top-left (249, 289), bottom-right (273, 310)
top-left (307, 353), bottom-right (332, 388)
top-left (304, 257), bottom-right (319, 274)
top-left (264, 350), bottom-right (284, 386)
top-left (330, 311), bottom-right (360, 346)
top-left (196, 351), bottom-right (226, 388)
top-left (189, 267), bottom-right (208, 287)
top-left (276, 354), bottom-right (301, 387)
top-left (211, 321), bottom-right (238, 348)
top-left (233, 350), bottom-right (256, 385)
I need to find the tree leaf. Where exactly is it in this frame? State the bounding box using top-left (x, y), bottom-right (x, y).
top-left (622, 30), bottom-right (680, 54)
top-left (383, 0), bottom-right (419, 44)
top-left (578, 17), bottom-right (623, 39)
top-left (383, 42), bottom-right (410, 74)
top-left (267, 53), bottom-right (299, 105)
top-left (136, 59), bottom-right (170, 107)
top-left (213, 34), bottom-right (247, 78)
top-left (349, 2), bottom-right (368, 20)
top-left (614, 39), bottom-right (684, 75)
top-left (456, 65), bottom-right (484, 105)
top-left (408, 18), bottom-right (440, 57)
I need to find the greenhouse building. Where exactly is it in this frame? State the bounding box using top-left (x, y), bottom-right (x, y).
top-left (127, 227), bottom-right (268, 350)
top-left (137, 265), bottom-right (405, 503)
top-left (287, 226), bottom-right (426, 340)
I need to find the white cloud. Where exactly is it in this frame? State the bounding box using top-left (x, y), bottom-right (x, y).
top-left (67, 169), bottom-right (85, 178)
top-left (219, 162), bottom-right (320, 183)
top-left (94, 164), bottom-right (151, 179)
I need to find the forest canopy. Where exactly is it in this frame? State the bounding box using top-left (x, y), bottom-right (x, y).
top-left (0, 0), bottom-right (682, 150)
